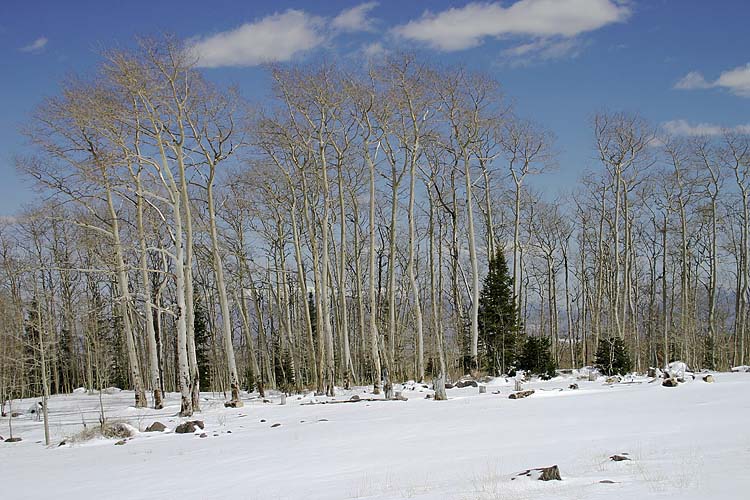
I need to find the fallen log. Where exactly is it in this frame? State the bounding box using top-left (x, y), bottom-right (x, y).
top-left (509, 390), bottom-right (535, 399)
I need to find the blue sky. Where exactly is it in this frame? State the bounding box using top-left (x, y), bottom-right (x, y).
top-left (1, 0), bottom-right (749, 214)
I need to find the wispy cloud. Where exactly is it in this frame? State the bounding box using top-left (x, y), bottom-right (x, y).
top-left (500, 37), bottom-right (587, 66)
top-left (20, 37), bottom-right (48, 53)
top-left (391, 0), bottom-right (630, 53)
top-left (674, 63), bottom-right (750, 97)
top-left (362, 41), bottom-right (389, 59)
top-left (332, 2), bottom-right (378, 33)
top-left (189, 10), bottom-right (325, 68)
top-left (662, 119), bottom-right (750, 137)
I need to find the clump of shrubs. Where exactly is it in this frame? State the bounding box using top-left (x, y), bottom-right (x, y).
top-left (68, 421), bottom-right (137, 443)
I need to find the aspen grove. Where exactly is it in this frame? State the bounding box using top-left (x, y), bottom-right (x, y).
top-left (3, 38), bottom-right (750, 415)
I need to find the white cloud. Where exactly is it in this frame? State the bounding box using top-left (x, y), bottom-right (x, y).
top-left (662, 119), bottom-right (750, 137)
top-left (332, 2), bottom-right (378, 32)
top-left (391, 0), bottom-right (630, 52)
top-left (715, 64), bottom-right (750, 97)
top-left (189, 10), bottom-right (325, 68)
top-left (20, 37), bottom-right (48, 53)
top-left (362, 41), bottom-right (389, 59)
top-left (674, 71), bottom-right (711, 90)
top-left (674, 64), bottom-right (750, 97)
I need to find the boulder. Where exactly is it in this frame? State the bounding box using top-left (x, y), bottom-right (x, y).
top-left (455, 380), bottom-right (478, 388)
top-left (662, 377), bottom-right (679, 387)
top-left (224, 400), bottom-right (244, 408)
top-left (609, 454), bottom-right (630, 462)
top-left (509, 390), bottom-right (535, 399)
top-left (114, 439), bottom-right (127, 446)
top-left (605, 376), bottom-right (621, 384)
top-left (271, 423), bottom-right (281, 428)
top-left (569, 383), bottom-right (579, 390)
top-left (444, 383), bottom-right (455, 389)
top-left (4, 437), bottom-right (22, 443)
top-left (175, 420), bottom-right (204, 434)
top-left (199, 433), bottom-right (207, 438)
top-left (703, 374), bottom-right (715, 383)
top-left (478, 385), bottom-right (487, 394)
top-left (145, 422), bottom-right (167, 433)
top-left (350, 395), bottom-right (361, 402)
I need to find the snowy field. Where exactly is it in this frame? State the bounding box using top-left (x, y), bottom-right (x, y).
top-left (2, 372), bottom-right (750, 500)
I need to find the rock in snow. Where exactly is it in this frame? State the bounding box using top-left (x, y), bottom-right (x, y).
top-left (145, 422), bottom-right (167, 433)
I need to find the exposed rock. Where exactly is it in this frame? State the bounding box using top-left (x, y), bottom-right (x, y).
top-left (600, 480), bottom-right (617, 484)
top-left (318, 419), bottom-right (328, 422)
top-left (512, 465), bottom-right (562, 481)
top-left (145, 421), bottom-right (167, 433)
top-left (610, 454), bottom-right (630, 462)
top-left (114, 439), bottom-right (127, 446)
top-left (425, 394), bottom-right (433, 399)
top-left (58, 440), bottom-right (66, 447)
top-left (11, 412), bottom-right (21, 418)
top-left (175, 421), bottom-right (202, 434)
top-left (456, 380), bottom-right (478, 388)
top-left (350, 395), bottom-right (361, 401)
top-left (569, 383), bottom-right (579, 390)
top-left (4, 437), bottom-right (21, 443)
top-left (199, 433), bottom-right (207, 438)
top-left (271, 423), bottom-right (281, 428)
top-left (262, 399), bottom-right (271, 403)
top-left (605, 376), bottom-right (621, 384)
top-left (444, 383), bottom-right (455, 389)
top-left (224, 400), bottom-right (244, 408)
top-left (703, 374), bottom-right (715, 383)
top-left (662, 377), bottom-right (679, 387)
top-left (509, 390), bottom-right (535, 399)
top-left (479, 385), bottom-right (487, 394)
top-left (260, 419), bottom-right (266, 423)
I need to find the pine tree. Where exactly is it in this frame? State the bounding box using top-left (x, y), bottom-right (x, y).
top-left (595, 337), bottom-right (632, 375)
top-left (517, 336), bottom-right (556, 379)
top-left (478, 249), bottom-right (520, 374)
top-left (194, 294), bottom-right (212, 391)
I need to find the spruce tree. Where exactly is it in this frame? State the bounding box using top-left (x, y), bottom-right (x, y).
top-left (478, 249), bottom-right (520, 374)
top-left (517, 336), bottom-right (556, 379)
top-left (595, 337), bottom-right (632, 375)
top-left (193, 294), bottom-right (212, 391)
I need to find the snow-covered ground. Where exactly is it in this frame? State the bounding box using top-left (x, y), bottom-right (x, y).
top-left (2, 372), bottom-right (749, 500)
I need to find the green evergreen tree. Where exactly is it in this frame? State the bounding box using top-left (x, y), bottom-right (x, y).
top-left (478, 249), bottom-right (520, 374)
top-left (193, 293), bottom-right (212, 391)
top-left (516, 336), bottom-right (557, 379)
top-left (595, 337), bottom-right (632, 375)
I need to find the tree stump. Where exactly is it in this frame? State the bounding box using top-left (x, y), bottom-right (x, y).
top-left (433, 373), bottom-right (447, 401)
top-left (478, 385), bottom-right (487, 394)
top-left (513, 465), bottom-right (561, 481)
top-left (514, 380), bottom-right (523, 392)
